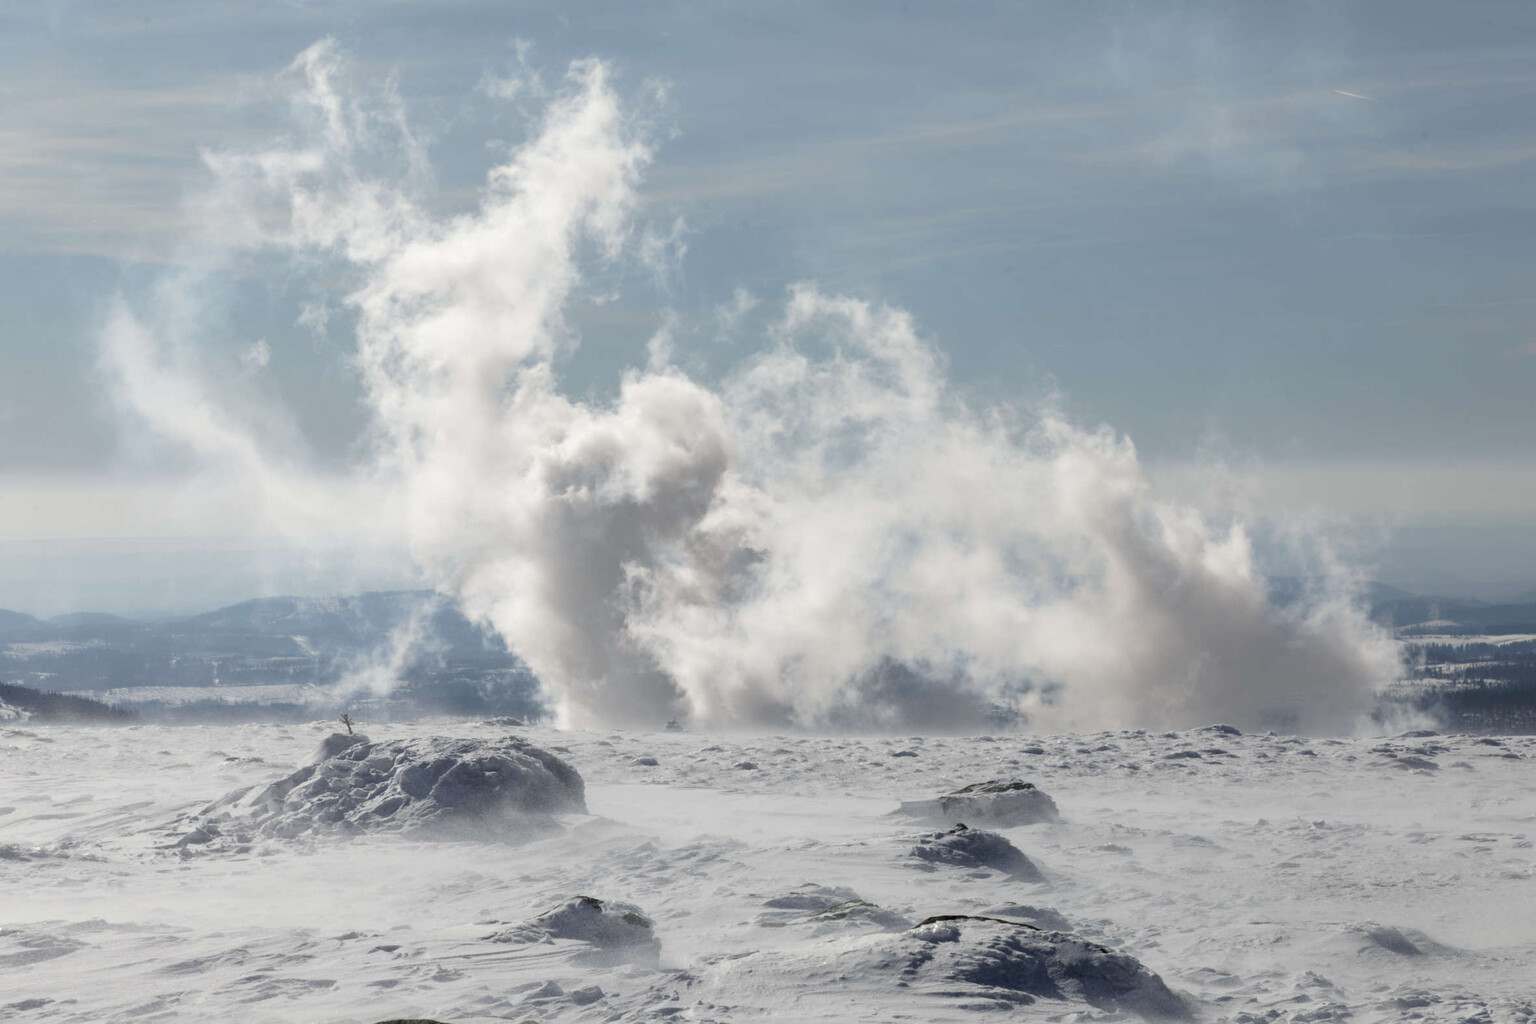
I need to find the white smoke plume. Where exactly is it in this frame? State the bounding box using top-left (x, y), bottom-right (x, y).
top-left (103, 41), bottom-right (1398, 733)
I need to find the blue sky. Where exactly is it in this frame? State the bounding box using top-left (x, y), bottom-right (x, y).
top-left (3, 1), bottom-right (1536, 613)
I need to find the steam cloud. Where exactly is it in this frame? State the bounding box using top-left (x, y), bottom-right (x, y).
top-left (102, 42), bottom-right (1397, 733)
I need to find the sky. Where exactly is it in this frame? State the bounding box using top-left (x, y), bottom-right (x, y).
top-left (2, 0), bottom-right (1536, 616)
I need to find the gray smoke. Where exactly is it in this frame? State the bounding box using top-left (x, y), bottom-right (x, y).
top-left (101, 41), bottom-right (1397, 732)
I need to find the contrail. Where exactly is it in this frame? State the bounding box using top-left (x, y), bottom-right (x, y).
top-left (1333, 88), bottom-right (1375, 100)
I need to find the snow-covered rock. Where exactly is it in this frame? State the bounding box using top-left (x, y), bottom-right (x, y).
top-left (491, 896), bottom-right (660, 959)
top-left (894, 778), bottom-right (1060, 827)
top-left (0, 699), bottom-right (29, 722)
top-left (702, 915), bottom-right (1190, 1019)
top-left (194, 733), bottom-right (585, 841)
top-left (900, 915), bottom-right (1190, 1018)
top-left (909, 823), bottom-right (1045, 881)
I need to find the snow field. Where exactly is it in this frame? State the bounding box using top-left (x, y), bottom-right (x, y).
top-left (1, 721), bottom-right (1533, 1022)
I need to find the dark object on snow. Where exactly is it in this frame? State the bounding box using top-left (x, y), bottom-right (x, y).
top-left (895, 778), bottom-right (1060, 827)
top-left (194, 734), bottom-right (585, 841)
top-left (910, 824), bottom-right (1044, 882)
top-left (664, 718), bottom-right (684, 732)
top-left (902, 915), bottom-right (1191, 1019)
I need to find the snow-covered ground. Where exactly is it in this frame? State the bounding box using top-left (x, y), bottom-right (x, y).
top-left (2, 721), bottom-right (1533, 1022)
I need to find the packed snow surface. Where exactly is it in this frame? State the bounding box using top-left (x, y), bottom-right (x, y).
top-left (2, 721), bottom-right (1535, 1023)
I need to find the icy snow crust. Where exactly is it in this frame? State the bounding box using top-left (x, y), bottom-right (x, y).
top-left (2, 723), bottom-right (1535, 1023)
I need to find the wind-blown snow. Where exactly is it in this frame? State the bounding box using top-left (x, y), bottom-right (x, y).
top-left (2, 721), bottom-right (1533, 1023)
top-left (97, 42), bottom-right (1395, 733)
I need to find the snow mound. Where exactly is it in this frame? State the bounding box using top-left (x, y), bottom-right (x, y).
top-left (0, 700), bottom-right (28, 722)
top-left (756, 885), bottom-right (912, 932)
top-left (894, 778), bottom-right (1060, 827)
top-left (490, 896), bottom-right (660, 960)
top-left (909, 824), bottom-right (1045, 881)
top-left (194, 733), bottom-right (585, 841)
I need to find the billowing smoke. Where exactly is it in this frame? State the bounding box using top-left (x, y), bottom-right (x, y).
top-left (102, 41), bottom-right (1397, 733)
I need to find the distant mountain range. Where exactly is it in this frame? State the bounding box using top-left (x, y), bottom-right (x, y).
top-left (1365, 590), bottom-right (1536, 634)
top-left (0, 591), bottom-right (542, 720)
top-left (1260, 578), bottom-right (1536, 635)
top-left (4, 583), bottom-right (1535, 725)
